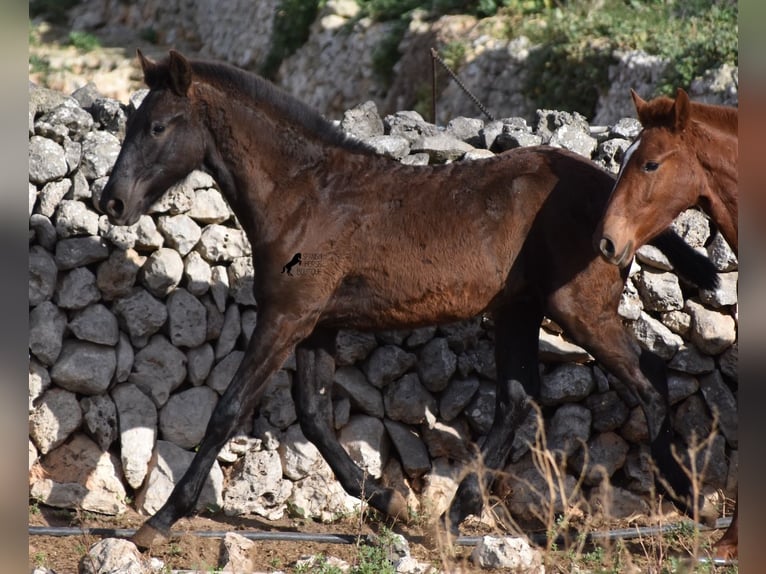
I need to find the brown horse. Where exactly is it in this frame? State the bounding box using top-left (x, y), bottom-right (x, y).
top-left (100, 51), bottom-right (718, 549)
top-left (596, 88), bottom-right (738, 560)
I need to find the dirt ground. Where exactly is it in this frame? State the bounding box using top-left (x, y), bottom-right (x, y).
top-left (28, 502), bottom-right (735, 573)
top-left (29, 504), bottom-right (516, 573)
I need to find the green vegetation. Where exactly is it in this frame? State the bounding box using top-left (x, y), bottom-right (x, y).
top-left (260, 0), bottom-right (322, 79)
top-left (67, 30), bottom-right (100, 51)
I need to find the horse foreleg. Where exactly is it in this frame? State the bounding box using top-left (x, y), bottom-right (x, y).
top-left (293, 328), bottom-right (409, 520)
top-left (550, 286), bottom-right (718, 526)
top-left (446, 296), bottom-right (542, 533)
top-left (132, 311), bottom-right (316, 549)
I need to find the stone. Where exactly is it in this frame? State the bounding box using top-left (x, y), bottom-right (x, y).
top-left (112, 383), bottom-right (157, 490)
top-left (29, 387), bottom-right (82, 455)
top-left (668, 344), bottom-right (715, 375)
top-left (37, 179), bottom-right (72, 218)
top-left (439, 376), bottom-right (480, 421)
top-left (471, 536), bottom-right (544, 572)
top-left (630, 311), bottom-right (684, 360)
top-left (55, 266), bottom-right (100, 309)
top-left (54, 236), bottom-right (109, 270)
top-left (113, 288), bottom-right (168, 347)
top-left (227, 256), bottom-right (257, 306)
top-left (411, 133), bottom-right (475, 163)
top-left (28, 135), bottom-right (68, 184)
top-left (39, 101), bottom-right (94, 140)
top-left (215, 304), bottom-right (241, 359)
top-left (667, 371), bottom-right (701, 405)
top-left (50, 340), bottom-right (116, 395)
top-left (187, 343), bottom-right (215, 386)
top-left (416, 337), bottom-right (457, 392)
top-left (29, 246), bottom-right (58, 306)
top-left (634, 269), bottom-right (684, 312)
top-left (278, 424), bottom-right (325, 481)
top-left (383, 373), bottom-right (438, 425)
top-left (260, 370), bottom-right (296, 429)
top-left (384, 419), bottom-right (431, 479)
top-left (686, 299), bottom-right (737, 355)
top-left (209, 265), bottom-right (229, 312)
top-left (81, 394), bottom-right (118, 450)
top-left (333, 365), bottom-right (384, 418)
top-left (29, 213), bottom-right (57, 251)
top-left (30, 433), bottom-right (127, 516)
top-left (96, 248), bottom-right (145, 300)
top-left (129, 335), bottom-right (187, 406)
top-left (29, 359), bottom-right (51, 413)
top-left (79, 130), bottom-right (121, 180)
top-left (79, 538), bottom-right (147, 574)
top-left (547, 403), bottom-right (591, 458)
top-left (183, 250), bottom-right (212, 296)
top-left (115, 333), bottom-right (134, 383)
top-left (186, 187), bottom-right (232, 224)
top-left (335, 329), bottom-right (377, 365)
top-left (29, 301), bottom-right (67, 365)
top-left (584, 390), bottom-right (629, 432)
top-left (68, 303), bottom-right (120, 345)
top-left (420, 418), bottom-right (471, 462)
top-left (197, 224), bottom-right (250, 262)
top-left (363, 345), bottom-right (417, 388)
top-left (699, 370), bottom-right (738, 448)
top-left (167, 288), bottom-right (208, 348)
top-left (54, 199), bottom-right (100, 238)
top-left (338, 414), bottom-right (389, 479)
top-left (699, 271), bottom-right (738, 308)
top-left (572, 431), bottom-right (630, 485)
top-left (220, 532), bottom-right (255, 573)
top-left (159, 386), bottom-right (219, 449)
top-left (140, 247), bottom-right (184, 297)
top-left (206, 350), bottom-right (244, 394)
top-left (138, 440), bottom-right (224, 514)
top-left (340, 100), bottom-right (384, 140)
top-left (223, 447), bottom-right (290, 520)
top-left (156, 214), bottom-right (202, 255)
top-left (463, 380), bottom-right (496, 434)
top-left (540, 363), bottom-right (595, 405)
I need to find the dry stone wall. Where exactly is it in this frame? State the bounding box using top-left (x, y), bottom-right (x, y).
top-left (28, 81), bottom-right (738, 527)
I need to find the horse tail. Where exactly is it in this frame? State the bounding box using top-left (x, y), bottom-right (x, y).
top-left (649, 230), bottom-right (719, 290)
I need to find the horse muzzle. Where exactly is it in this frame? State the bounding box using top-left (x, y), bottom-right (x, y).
top-left (598, 235), bottom-right (633, 268)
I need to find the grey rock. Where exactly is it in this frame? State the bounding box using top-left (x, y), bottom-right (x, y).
top-left (335, 329), bottom-right (377, 365)
top-left (183, 250), bottom-right (212, 296)
top-left (54, 236), bottom-right (109, 270)
top-left (227, 256), bottom-right (256, 306)
top-left (706, 232), bottom-right (738, 271)
top-left (620, 406), bottom-right (649, 443)
top-left (634, 269), bottom-right (684, 312)
top-left (405, 326), bottom-right (437, 348)
top-left (29, 245), bottom-right (58, 306)
top-left (55, 266), bottom-right (100, 310)
top-left (661, 309), bottom-right (692, 336)
top-left (547, 403), bottom-right (592, 458)
top-left (278, 424), bottom-right (325, 480)
top-left (187, 188), bottom-right (232, 224)
top-left (686, 299), bottom-right (737, 355)
top-left (668, 344), bottom-right (715, 375)
top-left (457, 338), bottom-right (496, 378)
top-left (159, 386), bottom-right (219, 449)
top-left (37, 179), bottom-right (72, 217)
top-left (96, 248), bottom-right (145, 301)
top-left (540, 363), bottom-right (595, 405)
top-left (363, 345), bottom-right (417, 388)
top-left (141, 247), bottom-right (184, 297)
top-left (671, 209), bottom-right (712, 248)
top-left (113, 288), bottom-right (168, 347)
top-left (29, 358), bottom-right (51, 413)
top-left (223, 447), bottom-right (290, 520)
top-left (636, 244), bottom-right (673, 271)
top-left (365, 135), bottom-right (410, 159)
top-left (207, 351), bottom-right (244, 394)
top-left (699, 271), bottom-right (738, 308)
top-left (618, 278), bottom-right (643, 320)
top-left (50, 340), bottom-right (116, 395)
top-left (101, 214), bottom-right (165, 251)
top-left (594, 137), bottom-right (631, 173)
top-left (584, 390), bottom-right (629, 432)
top-left (138, 439), bottom-right (223, 514)
top-left (341, 100), bottom-right (384, 140)
top-left (28, 135), bottom-right (68, 184)
top-left (209, 265), bottom-right (229, 312)
top-left (79, 130), bottom-right (121, 180)
top-left (29, 213), bottom-right (58, 251)
top-left (623, 446), bottom-right (654, 493)
top-left (439, 376), bottom-right (480, 422)
top-left (573, 431), bottom-right (630, 485)
top-left (719, 343), bottom-right (737, 381)
top-left (54, 199), bottom-right (99, 238)
top-left (610, 117), bottom-right (642, 139)
top-left (471, 536), bottom-right (544, 572)
top-left (112, 383), bottom-right (157, 489)
top-left (260, 370), bottom-right (296, 429)
top-left (445, 116), bottom-right (484, 147)
top-left (673, 394), bottom-right (713, 446)
top-left (69, 303), bottom-right (120, 345)
top-left (630, 311), bottom-right (683, 360)
top-left (197, 224), bottom-right (250, 262)
top-left (29, 301), bottom-right (67, 365)
top-left (333, 366), bottom-right (384, 418)
top-left (220, 532), bottom-right (255, 574)
top-left (384, 110), bottom-right (438, 144)
top-left (81, 394), bottom-right (118, 450)
top-left (157, 214), bottom-right (202, 255)
top-left (538, 329), bottom-right (591, 363)
top-left (383, 373), bottom-right (437, 425)
top-left (420, 418), bottom-right (471, 462)
top-left (416, 337), bottom-right (456, 392)
top-left (667, 371), bottom-right (701, 405)
top-left (187, 343), bottom-right (215, 386)
top-left (31, 434), bottom-right (127, 517)
top-left (39, 101), bottom-right (94, 140)
top-left (411, 133), bottom-right (475, 163)
top-left (463, 380), bottom-right (496, 434)
top-left (167, 288), bottom-right (208, 348)
top-left (115, 333), bottom-right (134, 383)
top-left (29, 387), bottom-right (82, 455)
top-left (129, 335), bottom-right (187, 406)
top-left (384, 419), bottom-right (431, 479)
top-left (338, 414), bottom-right (390, 478)
top-left (241, 308), bottom-right (258, 343)
top-left (699, 370), bottom-right (738, 448)
top-left (91, 97), bottom-right (127, 136)
top-left (399, 152), bottom-right (430, 166)
top-left (79, 538), bottom-right (147, 574)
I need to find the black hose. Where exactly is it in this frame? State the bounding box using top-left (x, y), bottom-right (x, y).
top-left (28, 516), bottom-right (732, 546)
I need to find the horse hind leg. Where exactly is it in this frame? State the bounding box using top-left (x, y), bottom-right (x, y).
top-left (293, 328), bottom-right (409, 521)
top-left (446, 295), bottom-right (543, 533)
top-left (713, 496), bottom-right (737, 560)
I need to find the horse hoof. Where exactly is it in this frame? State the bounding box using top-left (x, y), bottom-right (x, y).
top-left (713, 542), bottom-right (738, 561)
top-left (385, 490), bottom-right (410, 522)
top-left (131, 522), bottom-right (167, 550)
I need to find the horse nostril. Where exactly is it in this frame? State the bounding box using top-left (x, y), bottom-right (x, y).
top-left (599, 237), bottom-right (615, 258)
top-left (106, 198), bottom-right (125, 218)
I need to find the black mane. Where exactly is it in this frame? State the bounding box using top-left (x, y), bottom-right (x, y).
top-left (185, 58), bottom-right (376, 155)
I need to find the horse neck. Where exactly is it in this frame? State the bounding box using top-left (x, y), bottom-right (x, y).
top-left (689, 113), bottom-right (738, 252)
top-left (197, 89), bottom-right (375, 245)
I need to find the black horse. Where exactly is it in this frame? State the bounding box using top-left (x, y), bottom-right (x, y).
top-left (100, 50), bottom-right (718, 547)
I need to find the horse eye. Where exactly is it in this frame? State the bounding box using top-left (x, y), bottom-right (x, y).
top-left (150, 123), bottom-right (166, 136)
top-left (643, 161), bottom-right (659, 172)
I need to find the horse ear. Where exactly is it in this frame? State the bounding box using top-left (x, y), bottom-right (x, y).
top-left (673, 88), bottom-right (691, 131)
top-left (630, 89), bottom-right (648, 121)
top-left (137, 48), bottom-right (162, 89)
top-left (167, 50), bottom-right (192, 97)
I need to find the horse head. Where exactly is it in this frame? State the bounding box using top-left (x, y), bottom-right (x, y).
top-left (596, 88), bottom-right (700, 267)
top-left (100, 50), bottom-right (206, 226)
